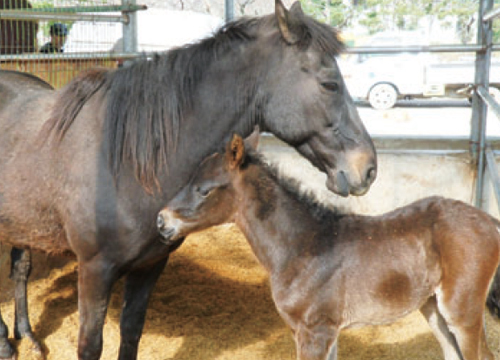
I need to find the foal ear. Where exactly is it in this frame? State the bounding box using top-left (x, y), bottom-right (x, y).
top-left (227, 134), bottom-right (246, 169)
top-left (275, 0), bottom-right (303, 45)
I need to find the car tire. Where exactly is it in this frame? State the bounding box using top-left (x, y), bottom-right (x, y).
top-left (368, 83), bottom-right (398, 110)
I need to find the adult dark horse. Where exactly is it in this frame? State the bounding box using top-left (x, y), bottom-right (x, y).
top-left (0, 70), bottom-right (54, 357)
top-left (0, 1), bottom-right (376, 359)
top-left (158, 134), bottom-right (500, 360)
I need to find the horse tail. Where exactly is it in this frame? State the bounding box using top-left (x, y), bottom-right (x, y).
top-left (486, 216), bottom-right (500, 318)
top-left (39, 68), bottom-right (108, 144)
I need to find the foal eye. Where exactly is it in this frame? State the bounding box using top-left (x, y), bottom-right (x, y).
top-left (321, 82), bottom-right (339, 93)
top-left (196, 186), bottom-right (212, 197)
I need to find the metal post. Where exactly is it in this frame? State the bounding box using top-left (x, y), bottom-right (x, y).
top-left (472, 0), bottom-right (494, 208)
top-left (122, 0), bottom-right (138, 55)
top-left (225, 0), bottom-right (234, 22)
top-left (486, 147), bottom-right (500, 211)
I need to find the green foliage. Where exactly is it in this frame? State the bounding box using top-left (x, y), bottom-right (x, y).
top-left (300, 0), bottom-right (353, 28)
top-left (299, 0), bottom-right (488, 42)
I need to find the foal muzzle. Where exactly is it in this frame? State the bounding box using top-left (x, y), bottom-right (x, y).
top-left (157, 211), bottom-right (181, 245)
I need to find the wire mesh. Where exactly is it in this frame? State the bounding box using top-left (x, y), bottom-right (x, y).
top-left (0, 0), bottom-right (124, 88)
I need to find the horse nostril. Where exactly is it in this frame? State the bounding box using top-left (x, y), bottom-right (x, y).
top-left (366, 167), bottom-right (377, 184)
top-left (336, 171), bottom-right (349, 197)
top-left (157, 213), bottom-right (165, 230)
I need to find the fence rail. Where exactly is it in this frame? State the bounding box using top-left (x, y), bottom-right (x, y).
top-left (343, 0), bottom-right (500, 213)
top-left (0, 0), bottom-right (142, 88)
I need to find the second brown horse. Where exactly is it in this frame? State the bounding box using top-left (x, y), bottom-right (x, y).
top-left (158, 134), bottom-right (500, 360)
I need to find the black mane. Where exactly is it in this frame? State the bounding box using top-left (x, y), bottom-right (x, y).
top-left (244, 149), bottom-right (347, 223)
top-left (46, 11), bottom-right (344, 193)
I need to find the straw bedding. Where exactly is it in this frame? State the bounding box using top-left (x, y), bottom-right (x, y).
top-left (1, 224), bottom-right (499, 359)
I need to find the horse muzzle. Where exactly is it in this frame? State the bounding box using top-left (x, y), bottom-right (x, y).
top-left (326, 165), bottom-right (377, 197)
top-left (296, 138), bottom-right (377, 197)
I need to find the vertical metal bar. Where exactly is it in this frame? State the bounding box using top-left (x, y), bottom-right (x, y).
top-left (472, 0), bottom-right (494, 208)
top-left (122, 0), bottom-right (138, 55)
top-left (485, 147), bottom-right (500, 212)
top-left (225, 0), bottom-right (234, 22)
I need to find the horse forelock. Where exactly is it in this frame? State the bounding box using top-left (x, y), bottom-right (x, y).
top-left (299, 15), bottom-right (345, 56)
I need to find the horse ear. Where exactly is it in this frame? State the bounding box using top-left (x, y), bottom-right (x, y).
top-left (275, 0), bottom-right (303, 45)
top-left (289, 1), bottom-right (304, 15)
top-left (227, 134), bottom-right (246, 169)
top-left (244, 126), bottom-right (260, 150)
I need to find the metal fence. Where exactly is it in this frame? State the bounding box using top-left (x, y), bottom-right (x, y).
top-left (342, 0), bottom-right (500, 214)
top-left (0, 0), bottom-right (143, 87)
top-left (473, 0), bottom-right (500, 212)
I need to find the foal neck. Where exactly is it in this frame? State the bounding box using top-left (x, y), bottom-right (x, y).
top-left (233, 159), bottom-right (335, 273)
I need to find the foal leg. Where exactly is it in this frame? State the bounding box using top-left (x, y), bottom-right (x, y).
top-left (420, 296), bottom-right (462, 360)
top-left (436, 288), bottom-right (494, 360)
top-left (117, 257), bottom-right (169, 360)
top-left (77, 257), bottom-right (117, 360)
top-left (326, 341), bottom-right (337, 360)
top-left (295, 322), bottom-right (338, 360)
top-left (9, 248), bottom-right (42, 355)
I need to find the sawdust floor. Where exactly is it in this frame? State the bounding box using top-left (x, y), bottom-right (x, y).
top-left (0, 224), bottom-right (499, 360)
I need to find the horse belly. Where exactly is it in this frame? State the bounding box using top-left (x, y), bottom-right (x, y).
top-left (0, 208), bottom-right (71, 254)
top-left (0, 178), bottom-right (71, 254)
top-left (332, 238), bottom-right (441, 328)
top-left (341, 262), bottom-right (440, 328)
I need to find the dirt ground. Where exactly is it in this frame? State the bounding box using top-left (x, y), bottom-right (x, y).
top-left (1, 224), bottom-right (500, 360)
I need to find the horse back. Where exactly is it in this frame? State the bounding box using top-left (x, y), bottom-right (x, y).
top-left (0, 70), bottom-right (53, 114)
top-left (430, 196), bottom-right (500, 288)
top-left (351, 196), bottom-right (500, 272)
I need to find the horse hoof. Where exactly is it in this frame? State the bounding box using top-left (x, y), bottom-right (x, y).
top-left (16, 336), bottom-right (44, 360)
top-left (0, 342), bottom-right (15, 360)
top-left (0, 354), bottom-right (16, 360)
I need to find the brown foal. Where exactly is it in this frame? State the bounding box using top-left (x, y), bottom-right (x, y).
top-left (157, 134), bottom-right (500, 360)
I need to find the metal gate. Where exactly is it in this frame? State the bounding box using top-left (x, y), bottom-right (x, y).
top-left (0, 0), bottom-right (143, 87)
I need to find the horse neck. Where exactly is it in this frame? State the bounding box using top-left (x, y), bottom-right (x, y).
top-left (167, 42), bottom-right (279, 186)
top-left (184, 37), bottom-right (279, 135)
top-left (232, 164), bottom-right (322, 274)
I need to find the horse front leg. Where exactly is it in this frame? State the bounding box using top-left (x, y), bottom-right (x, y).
top-left (0, 306), bottom-right (13, 360)
top-left (0, 311), bottom-right (14, 360)
top-left (77, 256), bottom-right (117, 360)
top-left (9, 248), bottom-right (43, 357)
top-left (118, 256), bottom-right (169, 360)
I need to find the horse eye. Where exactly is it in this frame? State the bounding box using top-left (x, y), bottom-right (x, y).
top-left (325, 122), bottom-right (339, 132)
top-left (327, 125), bottom-right (340, 135)
top-left (321, 82), bottom-right (339, 93)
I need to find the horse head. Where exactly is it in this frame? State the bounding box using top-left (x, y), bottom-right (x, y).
top-left (261, 1), bottom-right (377, 196)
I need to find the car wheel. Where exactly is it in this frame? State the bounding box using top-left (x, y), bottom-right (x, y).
top-left (368, 83), bottom-right (398, 110)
